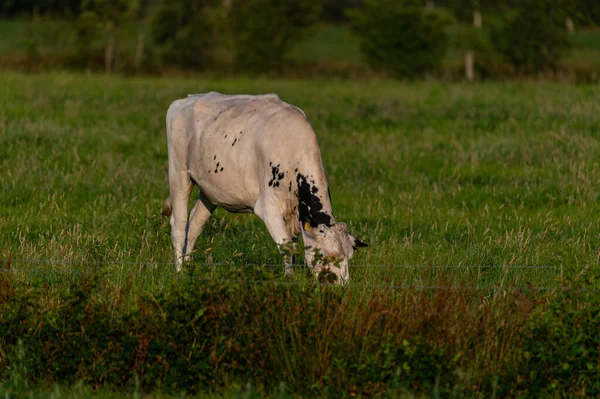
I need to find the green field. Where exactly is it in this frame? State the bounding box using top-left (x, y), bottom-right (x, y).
top-left (2, 72), bottom-right (600, 397)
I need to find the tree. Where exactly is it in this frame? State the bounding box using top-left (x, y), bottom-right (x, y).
top-left (322, 0), bottom-right (359, 23)
top-left (0, 0), bottom-right (81, 16)
top-left (229, 0), bottom-right (324, 71)
top-left (491, 0), bottom-right (571, 74)
top-left (347, 0), bottom-right (450, 77)
top-left (148, 0), bottom-right (223, 69)
top-left (446, 0), bottom-right (494, 80)
top-left (77, 0), bottom-right (140, 72)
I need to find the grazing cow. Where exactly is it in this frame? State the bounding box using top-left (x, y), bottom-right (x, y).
top-left (162, 92), bottom-right (367, 283)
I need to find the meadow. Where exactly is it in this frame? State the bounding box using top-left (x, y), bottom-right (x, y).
top-left (1, 71), bottom-right (600, 397)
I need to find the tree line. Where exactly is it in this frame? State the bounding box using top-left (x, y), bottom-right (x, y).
top-left (1, 0), bottom-right (600, 78)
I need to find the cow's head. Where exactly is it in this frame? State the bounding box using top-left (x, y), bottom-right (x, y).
top-left (302, 222), bottom-right (367, 284)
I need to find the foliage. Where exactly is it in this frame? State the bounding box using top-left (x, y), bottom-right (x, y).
top-left (229, 0), bottom-right (324, 71)
top-left (322, 0), bottom-right (359, 23)
top-left (491, 0), bottom-right (571, 74)
top-left (0, 0), bottom-right (81, 17)
top-left (2, 260), bottom-right (600, 396)
top-left (569, 0), bottom-right (600, 27)
top-left (148, 0), bottom-right (224, 70)
top-left (440, 0), bottom-right (498, 23)
top-left (347, 0), bottom-right (450, 77)
top-left (0, 263), bottom-right (534, 396)
top-left (74, 0), bottom-right (141, 71)
top-left (516, 271), bottom-right (600, 396)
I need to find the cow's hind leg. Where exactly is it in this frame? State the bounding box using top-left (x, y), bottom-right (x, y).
top-left (184, 193), bottom-right (216, 262)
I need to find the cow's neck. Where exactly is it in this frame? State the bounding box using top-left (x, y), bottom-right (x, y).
top-left (295, 165), bottom-right (335, 229)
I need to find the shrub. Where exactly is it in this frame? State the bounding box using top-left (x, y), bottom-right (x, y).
top-left (73, 0), bottom-right (141, 72)
top-left (229, 0), bottom-right (324, 72)
top-left (148, 1), bottom-right (224, 69)
top-left (0, 266), bottom-right (537, 396)
top-left (515, 271), bottom-right (600, 396)
top-left (347, 0), bottom-right (450, 77)
top-left (491, 0), bottom-right (571, 74)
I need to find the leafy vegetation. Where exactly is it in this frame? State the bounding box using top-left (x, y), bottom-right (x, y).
top-left (229, 0), bottom-right (324, 71)
top-left (147, 1), bottom-right (223, 70)
top-left (491, 0), bottom-right (572, 73)
top-left (347, 0), bottom-right (451, 77)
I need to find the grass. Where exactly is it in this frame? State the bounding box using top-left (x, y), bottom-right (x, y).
top-left (2, 72), bottom-right (599, 282)
top-left (2, 71), bottom-right (600, 396)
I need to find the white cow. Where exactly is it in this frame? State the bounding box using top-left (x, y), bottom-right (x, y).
top-left (162, 92), bottom-right (366, 283)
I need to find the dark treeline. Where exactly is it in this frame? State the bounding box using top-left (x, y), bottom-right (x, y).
top-left (1, 0), bottom-right (600, 79)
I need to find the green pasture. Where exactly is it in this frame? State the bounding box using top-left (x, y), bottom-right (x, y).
top-left (1, 71), bottom-right (600, 289)
top-left (2, 71), bottom-right (600, 396)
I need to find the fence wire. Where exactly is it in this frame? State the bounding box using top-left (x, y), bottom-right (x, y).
top-left (0, 257), bottom-right (590, 292)
top-left (1, 258), bottom-right (561, 269)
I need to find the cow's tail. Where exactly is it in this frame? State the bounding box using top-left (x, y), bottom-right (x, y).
top-left (161, 195), bottom-right (172, 217)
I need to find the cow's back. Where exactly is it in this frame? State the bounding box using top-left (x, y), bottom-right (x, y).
top-left (167, 92), bottom-right (318, 213)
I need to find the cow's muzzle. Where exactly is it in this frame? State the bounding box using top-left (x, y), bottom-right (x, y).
top-left (311, 264), bottom-right (347, 285)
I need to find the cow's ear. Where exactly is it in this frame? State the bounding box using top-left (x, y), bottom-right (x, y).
top-left (350, 235), bottom-right (368, 250)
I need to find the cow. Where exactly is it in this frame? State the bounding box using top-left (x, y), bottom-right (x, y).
top-left (162, 92), bottom-right (367, 284)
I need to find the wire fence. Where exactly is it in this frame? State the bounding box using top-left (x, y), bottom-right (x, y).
top-left (0, 257), bottom-right (590, 292)
top-left (0, 258), bottom-right (562, 269)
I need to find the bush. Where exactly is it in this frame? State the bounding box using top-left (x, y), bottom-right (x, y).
top-left (347, 0), bottom-right (450, 77)
top-left (322, 0), bottom-right (359, 23)
top-left (516, 283), bottom-right (600, 396)
top-left (0, 266), bottom-right (537, 397)
top-left (229, 0), bottom-right (324, 72)
top-left (491, 0), bottom-right (571, 74)
top-left (148, 1), bottom-right (224, 69)
top-left (72, 0), bottom-right (141, 72)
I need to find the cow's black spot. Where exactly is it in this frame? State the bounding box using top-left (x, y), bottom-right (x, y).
top-left (296, 173), bottom-right (332, 228)
top-left (268, 164), bottom-right (285, 188)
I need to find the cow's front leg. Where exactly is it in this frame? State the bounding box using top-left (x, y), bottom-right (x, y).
top-left (255, 206), bottom-right (296, 276)
top-left (169, 172), bottom-right (193, 271)
top-left (184, 193), bottom-right (216, 263)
